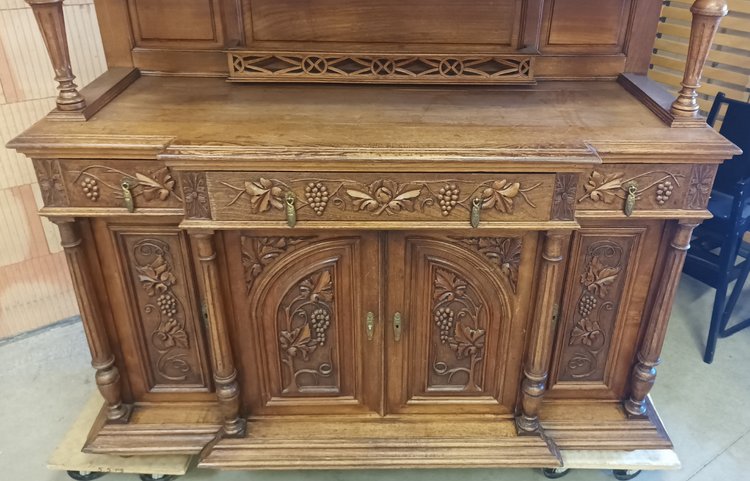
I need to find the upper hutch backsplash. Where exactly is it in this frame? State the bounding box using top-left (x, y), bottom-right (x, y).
top-left (112, 0), bottom-right (657, 80)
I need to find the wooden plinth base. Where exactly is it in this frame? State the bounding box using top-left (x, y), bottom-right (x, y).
top-left (199, 417), bottom-right (561, 470)
top-left (81, 397), bottom-right (672, 470)
top-left (49, 393), bottom-right (192, 476)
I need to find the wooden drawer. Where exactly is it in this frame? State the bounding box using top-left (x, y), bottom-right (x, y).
top-left (201, 172), bottom-right (572, 225)
top-left (34, 159), bottom-right (184, 210)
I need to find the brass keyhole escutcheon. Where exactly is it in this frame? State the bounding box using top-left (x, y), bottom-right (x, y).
top-left (366, 311), bottom-right (375, 341)
top-left (393, 312), bottom-right (402, 342)
top-left (470, 198), bottom-right (482, 228)
top-left (624, 183), bottom-right (637, 217)
top-left (121, 180), bottom-right (134, 213)
top-left (285, 192), bottom-right (297, 227)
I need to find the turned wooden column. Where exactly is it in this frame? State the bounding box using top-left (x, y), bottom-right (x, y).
top-left (26, 0), bottom-right (86, 111)
top-left (625, 221), bottom-right (699, 417)
top-left (517, 231), bottom-right (566, 434)
top-left (54, 219), bottom-right (130, 422)
top-left (670, 0), bottom-right (728, 118)
top-left (192, 232), bottom-right (246, 437)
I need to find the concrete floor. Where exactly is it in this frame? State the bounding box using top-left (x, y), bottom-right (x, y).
top-left (1, 274), bottom-right (748, 481)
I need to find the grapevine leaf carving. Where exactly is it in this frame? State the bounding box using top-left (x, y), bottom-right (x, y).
top-left (448, 321), bottom-right (486, 360)
top-left (136, 254), bottom-right (176, 296)
top-left (569, 318), bottom-right (603, 347)
top-left (136, 168), bottom-right (175, 201)
top-left (581, 171), bottom-right (624, 203)
top-left (581, 256), bottom-right (621, 298)
top-left (154, 318), bottom-right (189, 350)
top-left (245, 177), bottom-right (285, 212)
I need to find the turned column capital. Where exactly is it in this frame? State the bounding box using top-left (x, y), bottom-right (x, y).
top-left (670, 0), bottom-right (728, 119)
top-left (690, 0), bottom-right (729, 16)
top-left (26, 0), bottom-right (87, 112)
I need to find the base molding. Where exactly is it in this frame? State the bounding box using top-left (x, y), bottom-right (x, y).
top-left (81, 397), bottom-right (672, 468)
top-left (199, 417), bottom-right (562, 470)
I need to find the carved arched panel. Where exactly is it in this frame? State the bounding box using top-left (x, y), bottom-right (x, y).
top-left (233, 232), bottom-right (381, 415)
top-left (386, 233), bottom-right (521, 414)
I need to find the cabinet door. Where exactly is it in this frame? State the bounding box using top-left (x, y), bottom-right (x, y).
top-left (385, 232), bottom-right (535, 415)
top-left (224, 231), bottom-right (382, 416)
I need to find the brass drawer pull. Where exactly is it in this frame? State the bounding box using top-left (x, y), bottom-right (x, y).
top-left (285, 192), bottom-right (297, 227)
top-left (470, 197), bottom-right (481, 228)
top-left (121, 180), bottom-right (135, 213)
top-left (393, 312), bottom-right (402, 341)
top-left (624, 182), bottom-right (637, 217)
top-left (366, 311), bottom-right (376, 341)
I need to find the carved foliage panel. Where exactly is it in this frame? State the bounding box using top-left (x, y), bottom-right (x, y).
top-left (557, 231), bottom-right (639, 383)
top-left (577, 164), bottom-right (694, 212)
top-left (61, 160), bottom-right (183, 209)
top-left (397, 235), bottom-right (516, 408)
top-left (276, 267), bottom-right (339, 394)
top-left (240, 235), bottom-right (369, 407)
top-left (428, 267), bottom-right (488, 392)
top-left (208, 172), bottom-right (554, 223)
top-left (119, 231), bottom-right (211, 391)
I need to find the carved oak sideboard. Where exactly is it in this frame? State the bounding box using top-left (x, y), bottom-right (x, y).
top-left (9, 0), bottom-right (741, 471)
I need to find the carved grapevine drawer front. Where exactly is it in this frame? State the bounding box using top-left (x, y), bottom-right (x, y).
top-left (58, 160), bottom-right (183, 209)
top-left (576, 164), bottom-right (695, 212)
top-left (118, 231), bottom-right (211, 392)
top-left (207, 172), bottom-right (555, 224)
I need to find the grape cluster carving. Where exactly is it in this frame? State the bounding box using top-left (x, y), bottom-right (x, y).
top-left (434, 306), bottom-right (455, 344)
top-left (305, 182), bottom-right (329, 216)
top-left (311, 308), bottom-right (331, 344)
top-left (655, 181), bottom-right (674, 205)
top-left (578, 295), bottom-right (597, 317)
top-left (81, 176), bottom-right (100, 201)
top-left (437, 184), bottom-right (460, 216)
top-left (157, 294), bottom-right (177, 317)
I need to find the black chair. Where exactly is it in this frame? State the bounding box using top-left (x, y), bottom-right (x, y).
top-left (683, 92), bottom-right (750, 364)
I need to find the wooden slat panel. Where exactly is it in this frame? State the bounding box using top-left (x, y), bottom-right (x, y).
top-left (650, 0), bottom-right (750, 114)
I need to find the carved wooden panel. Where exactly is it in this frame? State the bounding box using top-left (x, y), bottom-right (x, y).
top-left (228, 53), bottom-right (534, 84)
top-left (576, 165), bottom-right (694, 213)
top-left (685, 165), bottom-right (718, 210)
top-left (207, 172), bottom-right (555, 224)
top-left (33, 158), bottom-right (69, 207)
top-left (230, 232), bottom-right (380, 415)
top-left (60, 160), bottom-right (183, 210)
top-left (386, 233), bottom-right (524, 414)
top-left (551, 173), bottom-right (578, 220)
top-left (548, 222), bottom-right (663, 399)
top-left (117, 230), bottom-right (211, 392)
top-left (542, 0), bottom-right (633, 53)
top-left (181, 172), bottom-right (211, 219)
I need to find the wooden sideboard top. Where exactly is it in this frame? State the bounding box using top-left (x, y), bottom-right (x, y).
top-left (9, 77), bottom-right (738, 165)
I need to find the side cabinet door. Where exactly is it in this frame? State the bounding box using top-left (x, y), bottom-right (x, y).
top-left (92, 220), bottom-right (214, 402)
top-left (385, 232), bottom-right (537, 415)
top-left (224, 231), bottom-right (382, 416)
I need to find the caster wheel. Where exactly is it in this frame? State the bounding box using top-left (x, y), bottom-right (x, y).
top-left (613, 469), bottom-right (642, 480)
top-left (541, 467), bottom-right (570, 479)
top-left (138, 475), bottom-right (178, 481)
top-left (67, 471), bottom-right (107, 481)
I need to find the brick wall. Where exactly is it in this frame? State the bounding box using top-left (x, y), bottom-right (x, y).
top-left (0, 0), bottom-right (106, 338)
